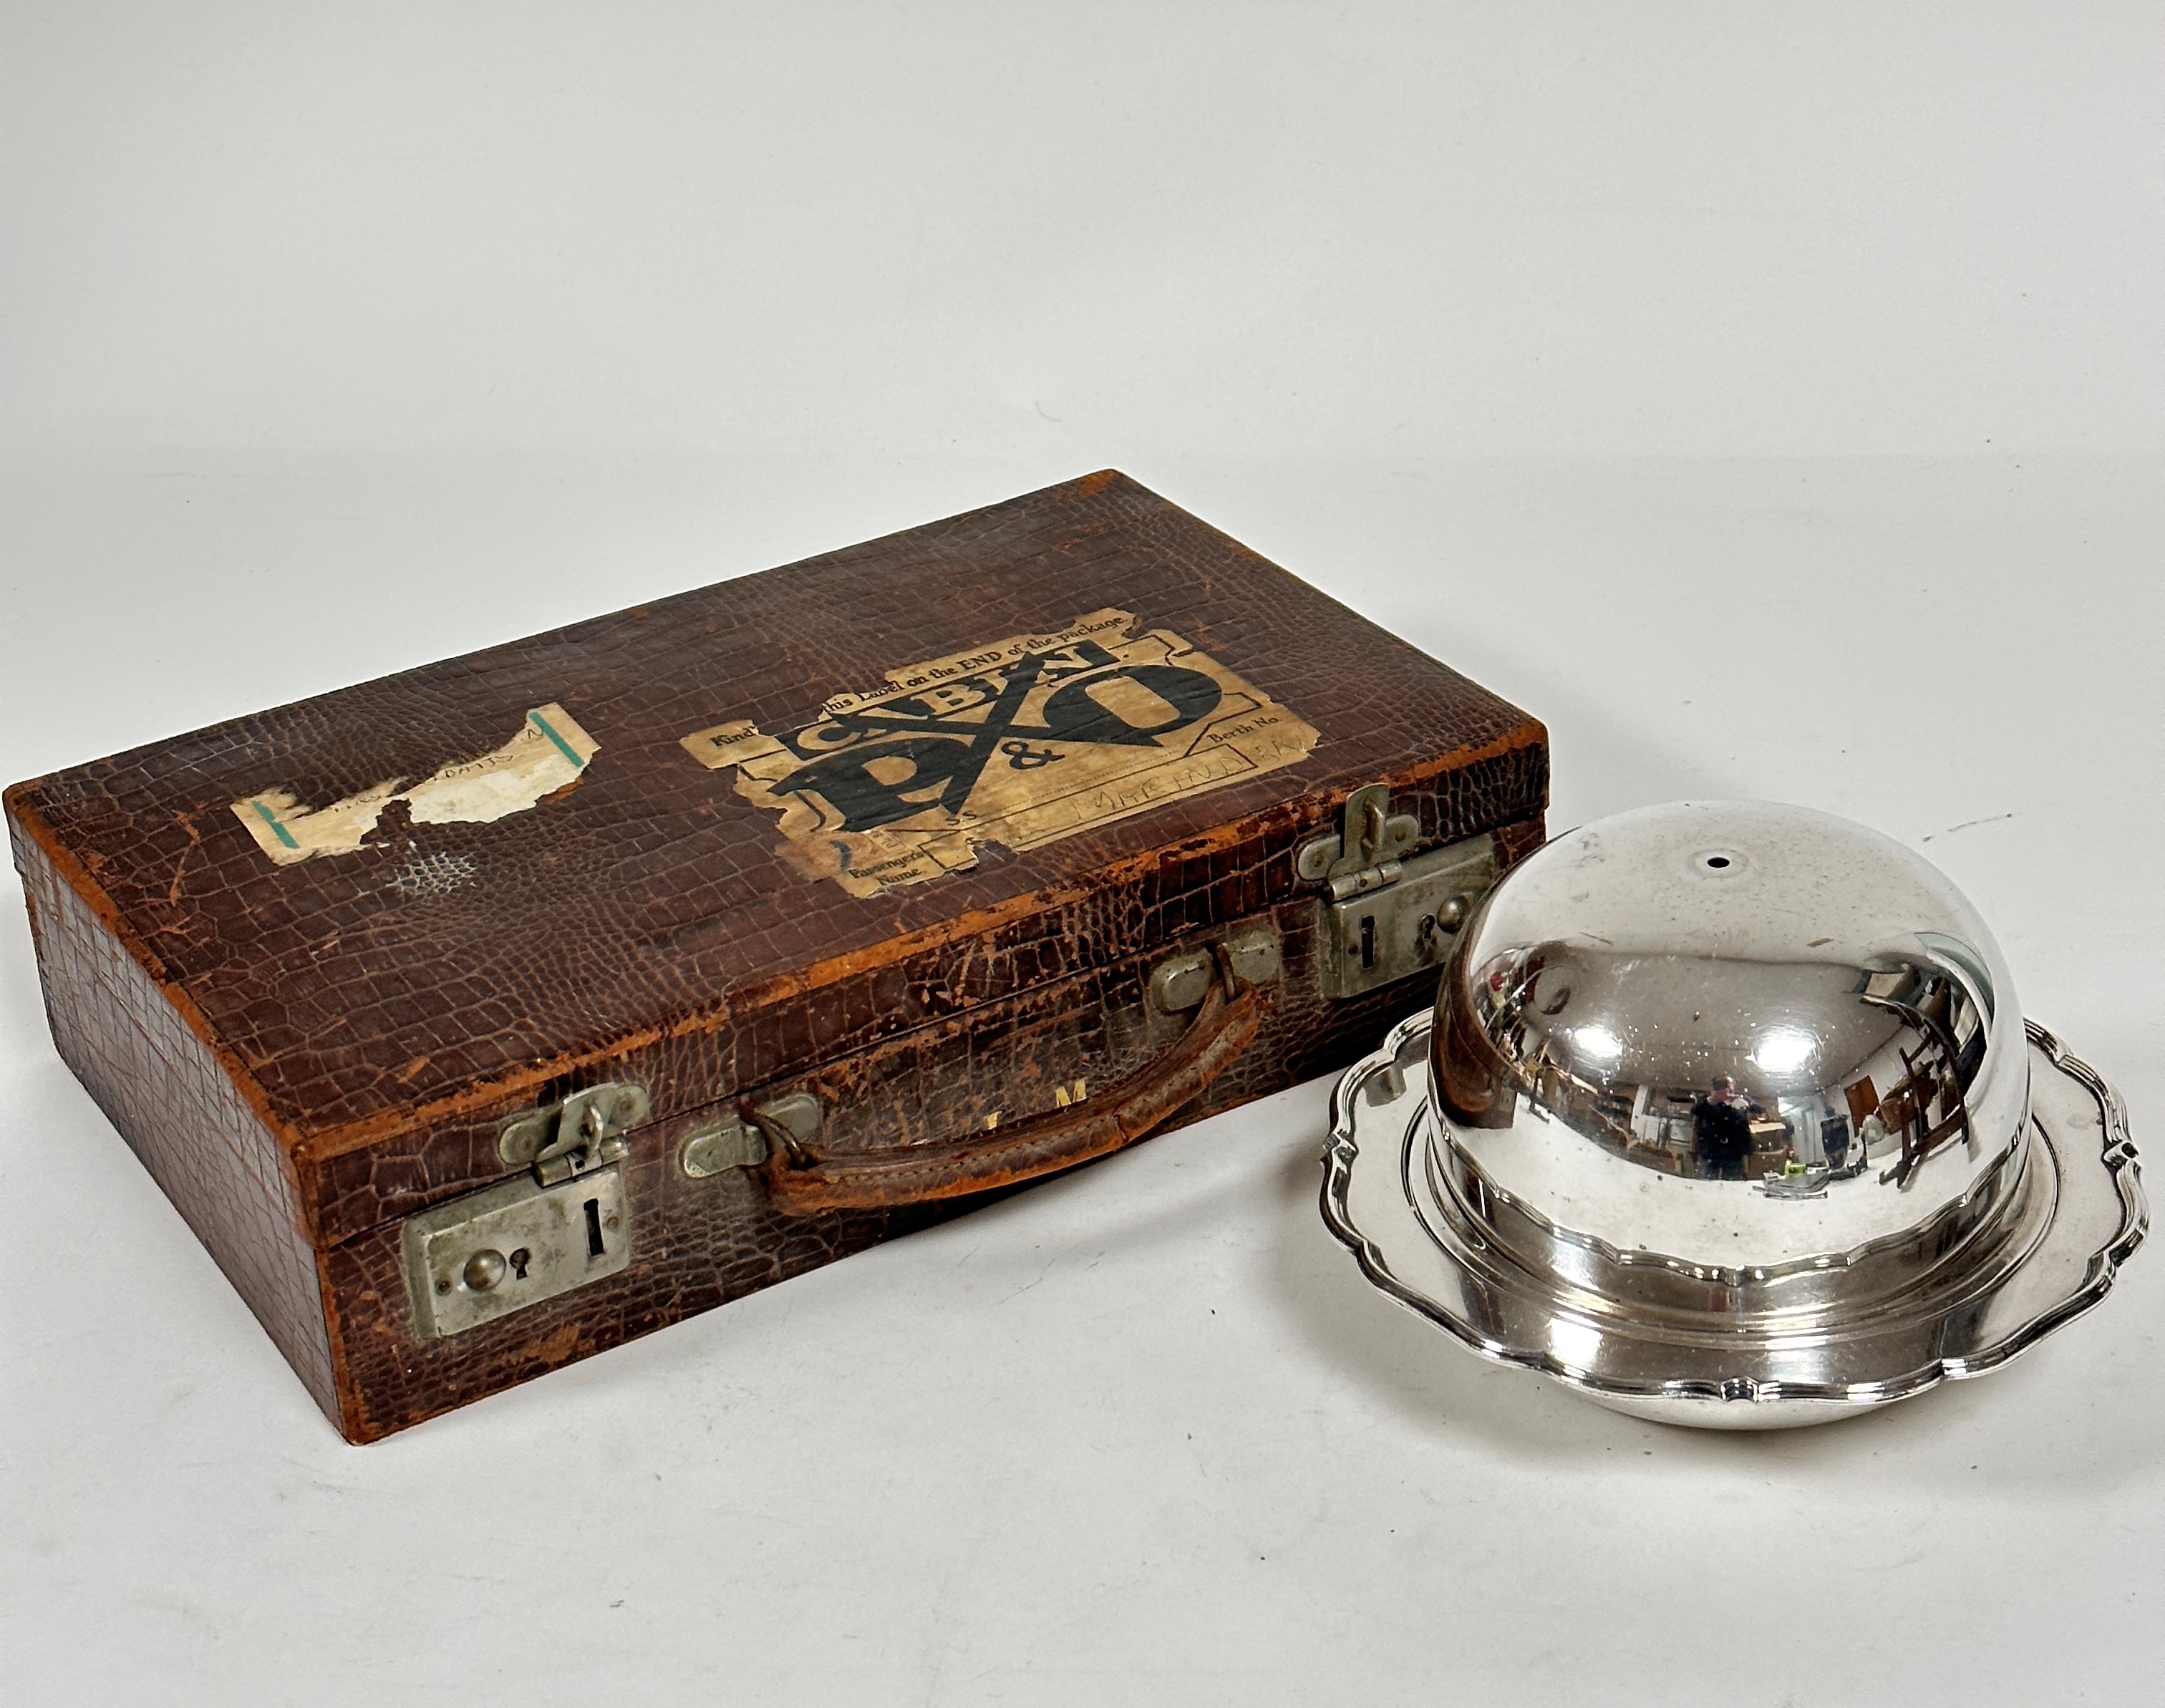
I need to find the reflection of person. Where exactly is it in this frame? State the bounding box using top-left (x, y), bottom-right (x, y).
top-left (1823, 1115), bottom-right (1851, 1173)
top-left (1858, 1111), bottom-right (1889, 1162)
top-left (1694, 1077), bottom-right (1756, 1180)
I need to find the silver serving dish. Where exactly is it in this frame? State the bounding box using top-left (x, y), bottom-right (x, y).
top-left (1321, 801), bottom-right (2146, 1428)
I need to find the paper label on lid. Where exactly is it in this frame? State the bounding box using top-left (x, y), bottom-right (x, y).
top-left (679, 608), bottom-right (1319, 898)
top-left (233, 702), bottom-right (598, 866)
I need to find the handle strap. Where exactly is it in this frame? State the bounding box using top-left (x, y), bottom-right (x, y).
top-left (755, 953), bottom-right (1265, 1217)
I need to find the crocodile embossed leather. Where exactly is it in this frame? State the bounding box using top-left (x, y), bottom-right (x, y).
top-left (6, 470), bottom-right (1548, 1440)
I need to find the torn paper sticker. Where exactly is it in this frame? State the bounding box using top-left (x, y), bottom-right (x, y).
top-left (678, 608), bottom-right (1319, 898)
top-left (232, 703), bottom-right (598, 866)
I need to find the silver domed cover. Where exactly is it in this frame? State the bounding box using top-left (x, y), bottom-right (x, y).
top-left (1323, 801), bottom-right (2146, 1427)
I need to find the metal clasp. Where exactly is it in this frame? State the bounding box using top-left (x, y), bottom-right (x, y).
top-left (1297, 782), bottom-right (1420, 894)
top-left (1301, 785), bottom-right (1496, 1000)
top-left (498, 1081), bottom-right (651, 1186)
top-left (397, 1080), bottom-right (649, 1337)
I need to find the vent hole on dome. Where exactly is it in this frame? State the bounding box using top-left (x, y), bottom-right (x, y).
top-left (1706, 856), bottom-right (1730, 868)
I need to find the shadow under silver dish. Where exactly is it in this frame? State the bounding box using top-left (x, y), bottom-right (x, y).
top-left (1320, 801), bottom-right (2145, 1429)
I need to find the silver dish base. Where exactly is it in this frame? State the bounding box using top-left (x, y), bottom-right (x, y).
top-left (1321, 1013), bottom-right (2146, 1430)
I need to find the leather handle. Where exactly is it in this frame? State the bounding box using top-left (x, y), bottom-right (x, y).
top-left (755, 953), bottom-right (1266, 1218)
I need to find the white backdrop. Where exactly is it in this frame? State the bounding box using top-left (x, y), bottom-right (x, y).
top-left (4, 7), bottom-right (2161, 1704)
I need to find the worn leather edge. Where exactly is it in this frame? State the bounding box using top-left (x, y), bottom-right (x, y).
top-left (282, 719), bottom-right (1547, 1166)
top-left (7, 803), bottom-right (344, 1429)
top-left (297, 797), bottom-right (1549, 1256)
top-left (316, 871), bottom-right (1508, 1441)
top-left (11, 717), bottom-right (1546, 1266)
top-left (9, 467), bottom-right (1548, 1176)
top-left (4, 780), bottom-right (317, 1205)
top-left (16, 800), bottom-right (1540, 1444)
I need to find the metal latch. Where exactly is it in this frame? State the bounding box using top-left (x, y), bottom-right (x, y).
top-left (1297, 782), bottom-right (1420, 896)
top-left (1299, 786), bottom-right (1496, 1000)
top-left (402, 1165), bottom-right (631, 1339)
top-left (498, 1081), bottom-right (650, 1185)
top-left (398, 1080), bottom-right (650, 1336)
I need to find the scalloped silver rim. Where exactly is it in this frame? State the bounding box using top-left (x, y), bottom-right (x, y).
top-left (1319, 1013), bottom-right (2148, 1422)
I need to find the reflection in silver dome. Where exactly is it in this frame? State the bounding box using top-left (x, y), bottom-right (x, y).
top-left (1430, 801), bottom-right (2029, 1311)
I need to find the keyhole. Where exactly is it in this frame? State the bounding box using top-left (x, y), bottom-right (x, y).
top-left (584, 1198), bottom-right (606, 1258)
top-left (1359, 915), bottom-right (1376, 971)
top-left (509, 1246), bottom-right (531, 1280)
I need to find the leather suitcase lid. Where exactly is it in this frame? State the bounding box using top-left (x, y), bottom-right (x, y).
top-left (7, 471), bottom-right (1544, 1159)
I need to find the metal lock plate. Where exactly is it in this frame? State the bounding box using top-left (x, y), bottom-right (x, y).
top-left (1319, 835), bottom-right (1496, 1000)
top-left (402, 1165), bottom-right (631, 1339)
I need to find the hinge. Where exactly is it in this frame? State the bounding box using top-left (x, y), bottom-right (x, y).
top-left (498, 1081), bottom-right (651, 1186)
top-left (1299, 785), bottom-right (1496, 1000)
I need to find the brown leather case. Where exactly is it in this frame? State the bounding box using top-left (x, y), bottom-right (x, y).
top-left (5, 471), bottom-right (1547, 1440)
